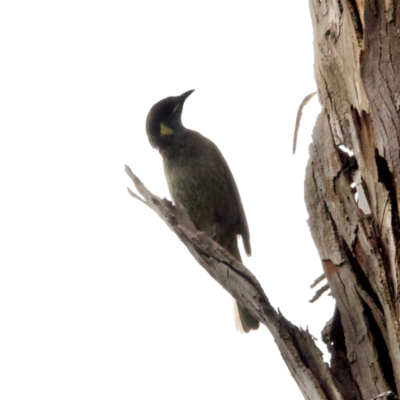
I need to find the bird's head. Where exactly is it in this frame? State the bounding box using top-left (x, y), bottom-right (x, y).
top-left (145, 90), bottom-right (194, 150)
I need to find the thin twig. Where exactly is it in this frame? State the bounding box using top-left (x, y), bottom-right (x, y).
top-left (127, 187), bottom-right (148, 205)
top-left (310, 273), bottom-right (326, 289)
top-left (309, 283), bottom-right (330, 303)
top-left (293, 92), bottom-right (317, 154)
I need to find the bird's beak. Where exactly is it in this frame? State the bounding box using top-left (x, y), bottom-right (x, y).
top-left (180, 89), bottom-right (195, 102)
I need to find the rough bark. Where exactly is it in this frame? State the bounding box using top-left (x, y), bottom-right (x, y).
top-left (306, 0), bottom-right (400, 399)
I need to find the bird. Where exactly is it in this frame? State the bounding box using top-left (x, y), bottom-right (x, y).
top-left (145, 90), bottom-right (259, 333)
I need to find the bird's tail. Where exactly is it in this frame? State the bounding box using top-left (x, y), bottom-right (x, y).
top-left (233, 298), bottom-right (259, 333)
top-left (227, 238), bottom-right (260, 333)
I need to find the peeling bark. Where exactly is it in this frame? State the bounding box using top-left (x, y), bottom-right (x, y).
top-left (306, 0), bottom-right (400, 398)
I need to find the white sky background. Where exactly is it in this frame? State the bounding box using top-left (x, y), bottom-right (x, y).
top-left (1, 1), bottom-right (334, 399)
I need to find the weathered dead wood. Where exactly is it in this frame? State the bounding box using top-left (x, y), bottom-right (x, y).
top-left (125, 165), bottom-right (342, 400)
top-left (306, 0), bottom-right (400, 398)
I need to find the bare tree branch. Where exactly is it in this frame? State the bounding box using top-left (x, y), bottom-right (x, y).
top-left (125, 165), bottom-right (341, 400)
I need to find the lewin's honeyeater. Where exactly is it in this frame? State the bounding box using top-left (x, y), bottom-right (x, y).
top-left (145, 90), bottom-right (259, 333)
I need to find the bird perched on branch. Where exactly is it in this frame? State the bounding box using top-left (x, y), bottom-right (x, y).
top-left (145, 90), bottom-right (259, 333)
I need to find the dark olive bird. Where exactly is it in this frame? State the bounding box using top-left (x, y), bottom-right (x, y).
top-left (145, 90), bottom-right (259, 333)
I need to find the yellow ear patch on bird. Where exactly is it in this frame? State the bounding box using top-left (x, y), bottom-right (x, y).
top-left (160, 122), bottom-right (173, 135)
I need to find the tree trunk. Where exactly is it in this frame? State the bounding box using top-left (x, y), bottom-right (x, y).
top-left (305, 0), bottom-right (400, 398)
